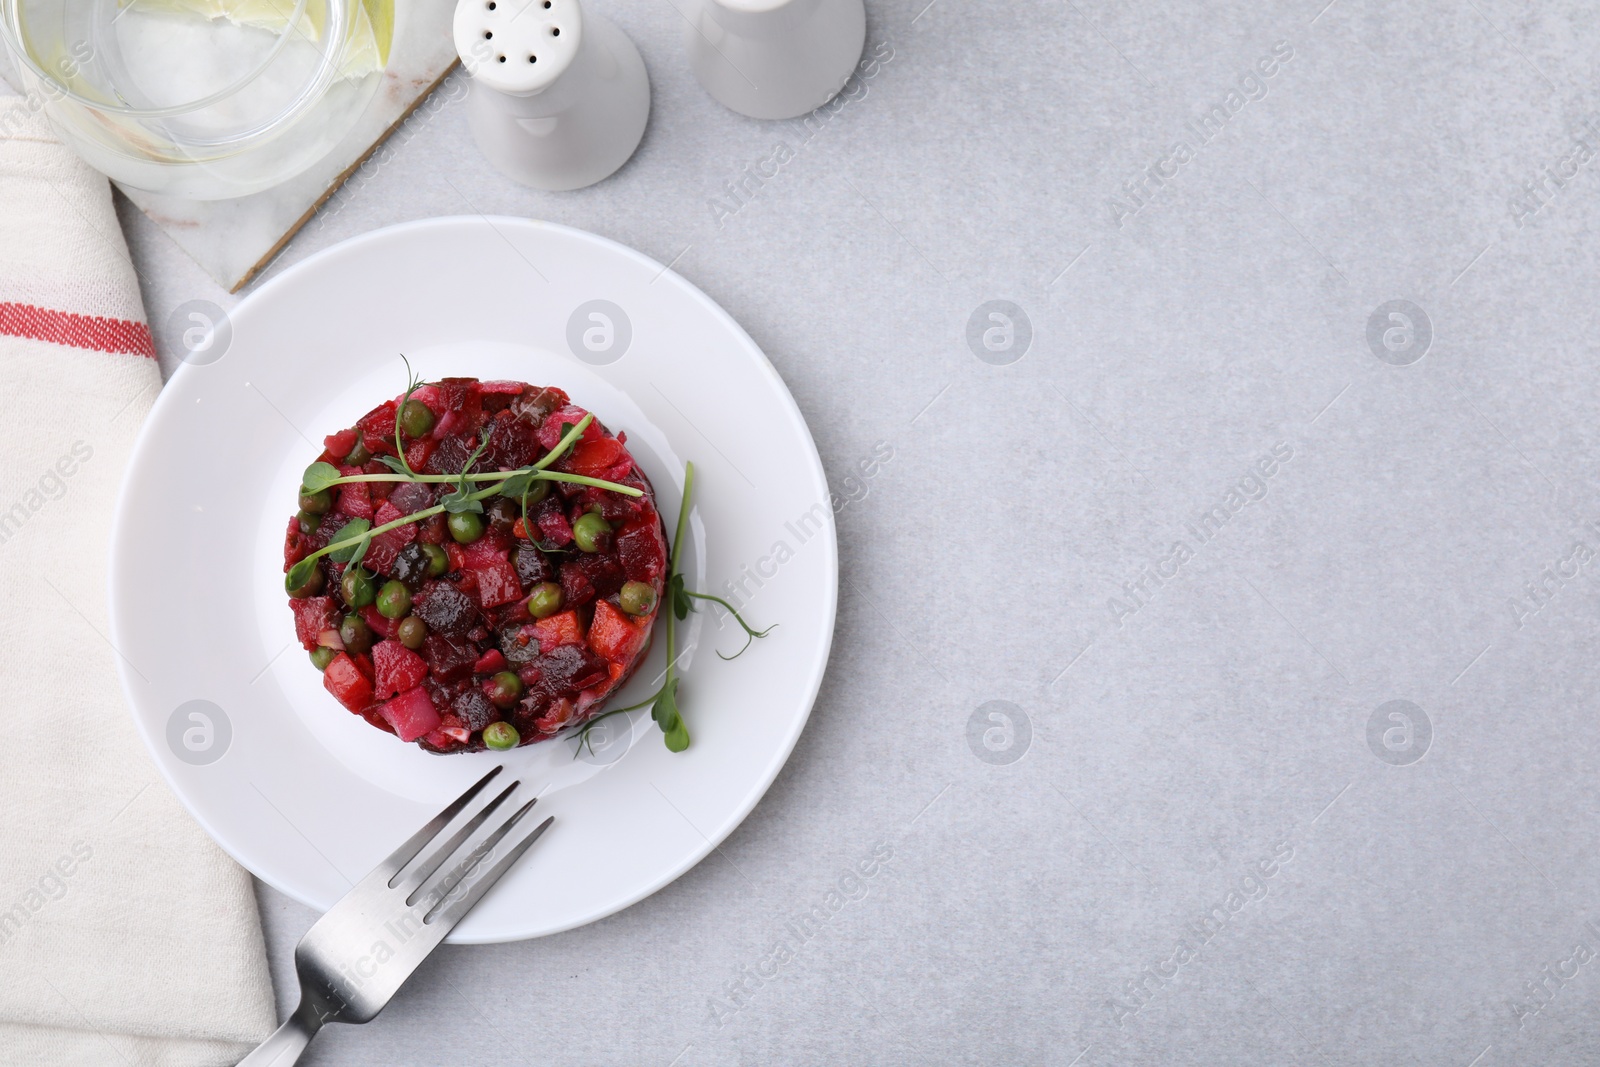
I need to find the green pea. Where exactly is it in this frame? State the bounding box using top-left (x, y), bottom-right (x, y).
top-left (527, 582), bottom-right (562, 618)
top-left (487, 671), bottom-right (524, 709)
top-left (397, 616), bottom-right (427, 650)
top-left (345, 436), bottom-right (372, 465)
top-left (572, 511), bottom-right (611, 553)
top-left (521, 480), bottom-right (551, 507)
top-left (448, 511), bottom-right (485, 543)
top-left (299, 487), bottom-right (333, 514)
top-left (422, 543), bottom-right (449, 577)
top-left (286, 564), bottom-right (324, 598)
top-left (339, 613), bottom-right (372, 655)
top-left (376, 580), bottom-right (412, 620)
top-left (296, 509), bottom-right (319, 535)
top-left (483, 721), bottom-right (520, 750)
top-left (619, 581), bottom-right (657, 616)
top-left (400, 398), bottom-right (436, 438)
top-left (341, 566), bottom-right (376, 609)
top-left (309, 647), bottom-right (336, 671)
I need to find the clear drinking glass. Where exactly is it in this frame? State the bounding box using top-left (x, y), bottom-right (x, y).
top-left (0, 0), bottom-right (389, 199)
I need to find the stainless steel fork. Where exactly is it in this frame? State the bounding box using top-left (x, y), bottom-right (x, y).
top-left (238, 766), bottom-right (552, 1066)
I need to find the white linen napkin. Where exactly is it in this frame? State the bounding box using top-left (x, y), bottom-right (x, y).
top-left (0, 95), bottom-right (276, 1065)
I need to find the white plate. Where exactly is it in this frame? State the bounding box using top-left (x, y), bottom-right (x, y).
top-left (108, 217), bottom-right (837, 942)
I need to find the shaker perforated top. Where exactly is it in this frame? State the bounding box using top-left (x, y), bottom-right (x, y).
top-left (453, 0), bottom-right (582, 95)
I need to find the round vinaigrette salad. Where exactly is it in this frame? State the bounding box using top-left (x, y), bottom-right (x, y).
top-left (283, 377), bottom-right (668, 754)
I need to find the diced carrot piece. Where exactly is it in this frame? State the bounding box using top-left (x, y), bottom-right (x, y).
top-left (533, 610), bottom-right (584, 653)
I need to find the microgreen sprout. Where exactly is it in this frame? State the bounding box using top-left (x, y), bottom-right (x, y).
top-left (575, 461), bottom-right (774, 758)
top-left (392, 354), bottom-right (425, 477)
top-left (285, 388), bottom-right (634, 595)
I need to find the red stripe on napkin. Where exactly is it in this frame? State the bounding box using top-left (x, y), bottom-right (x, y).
top-left (0, 302), bottom-right (156, 358)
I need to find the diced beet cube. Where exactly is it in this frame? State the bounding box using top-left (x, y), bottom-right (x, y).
top-left (363, 463), bottom-right (394, 503)
top-left (483, 413), bottom-right (539, 470)
top-left (313, 510), bottom-right (347, 546)
top-left (291, 596), bottom-right (338, 650)
top-left (389, 481), bottom-right (434, 515)
top-left (422, 633), bottom-right (478, 683)
top-left (284, 517), bottom-right (314, 569)
top-left (488, 598), bottom-right (532, 631)
top-left (323, 427), bottom-right (358, 461)
top-left (541, 644), bottom-right (609, 692)
top-left (362, 535), bottom-right (400, 575)
top-left (374, 500), bottom-right (403, 527)
top-left (473, 648), bottom-right (507, 674)
top-left (372, 639), bottom-right (428, 699)
top-left (324, 652), bottom-right (374, 713)
top-left (418, 513), bottom-right (448, 545)
top-left (365, 511), bottom-right (416, 576)
top-left (472, 557), bottom-right (524, 608)
top-left (422, 434), bottom-right (472, 476)
top-left (431, 379), bottom-right (481, 431)
top-left (479, 380), bottom-right (525, 394)
top-left (361, 604), bottom-right (401, 640)
top-left (357, 400), bottom-right (397, 441)
top-left (594, 490), bottom-right (643, 524)
top-left (535, 499), bottom-right (573, 546)
top-left (451, 689), bottom-right (497, 732)
top-left (512, 544), bottom-right (551, 587)
top-left (404, 437), bottom-right (436, 471)
top-left (533, 610), bottom-right (584, 653)
top-left (528, 651), bottom-right (586, 697)
top-left (559, 559), bottom-right (595, 608)
top-left (462, 533), bottom-right (509, 569)
top-left (380, 687), bottom-right (441, 742)
top-left (589, 599), bottom-right (647, 665)
top-left (414, 582), bottom-right (478, 636)
top-left (337, 482), bottom-right (372, 520)
top-left (615, 521), bottom-right (666, 583)
top-left (576, 552), bottom-right (625, 600)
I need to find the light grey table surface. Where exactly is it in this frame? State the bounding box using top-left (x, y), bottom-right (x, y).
top-left (113, 0), bottom-right (1600, 1063)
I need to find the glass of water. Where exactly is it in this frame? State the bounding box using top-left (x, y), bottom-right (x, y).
top-left (1, 0), bottom-right (390, 199)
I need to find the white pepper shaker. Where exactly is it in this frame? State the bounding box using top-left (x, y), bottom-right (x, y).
top-left (685, 0), bottom-right (866, 120)
top-left (453, 0), bottom-right (650, 191)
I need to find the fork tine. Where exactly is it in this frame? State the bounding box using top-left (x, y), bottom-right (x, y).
top-left (411, 795), bottom-right (539, 922)
top-left (369, 765), bottom-right (504, 884)
top-left (424, 814), bottom-right (555, 928)
top-left (416, 798), bottom-right (538, 914)
top-left (397, 779), bottom-right (519, 901)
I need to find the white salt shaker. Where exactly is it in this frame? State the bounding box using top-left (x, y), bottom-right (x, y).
top-left (685, 0), bottom-right (866, 120)
top-left (453, 0), bottom-right (650, 191)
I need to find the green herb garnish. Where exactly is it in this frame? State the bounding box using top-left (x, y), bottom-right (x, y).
top-left (284, 372), bottom-right (636, 596)
top-left (392, 354), bottom-right (425, 478)
top-left (575, 461), bottom-right (774, 757)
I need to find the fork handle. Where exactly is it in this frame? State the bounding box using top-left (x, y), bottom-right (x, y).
top-left (236, 1006), bottom-right (320, 1067)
